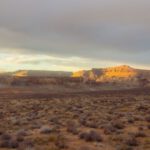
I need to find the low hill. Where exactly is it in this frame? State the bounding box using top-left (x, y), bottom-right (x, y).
top-left (0, 65), bottom-right (150, 88)
top-left (13, 70), bottom-right (72, 77)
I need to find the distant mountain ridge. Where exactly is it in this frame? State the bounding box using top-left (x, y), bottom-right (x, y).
top-left (0, 65), bottom-right (150, 88)
top-left (0, 70), bottom-right (71, 77)
top-left (0, 65), bottom-right (150, 82)
top-left (72, 65), bottom-right (150, 83)
top-left (13, 70), bottom-right (72, 77)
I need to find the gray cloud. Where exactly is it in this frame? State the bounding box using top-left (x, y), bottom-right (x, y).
top-left (0, 0), bottom-right (150, 68)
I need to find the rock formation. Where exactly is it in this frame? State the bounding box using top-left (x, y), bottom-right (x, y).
top-left (72, 65), bottom-right (150, 86)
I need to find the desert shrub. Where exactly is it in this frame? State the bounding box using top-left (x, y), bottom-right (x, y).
top-left (0, 138), bottom-right (19, 148)
top-left (49, 117), bottom-right (60, 125)
top-left (79, 146), bottom-right (91, 150)
top-left (127, 118), bottom-right (135, 124)
top-left (111, 134), bottom-right (124, 142)
top-left (79, 117), bottom-right (87, 126)
top-left (48, 134), bottom-right (57, 142)
top-left (145, 116), bottom-right (150, 122)
top-left (0, 130), bottom-right (4, 135)
top-left (18, 140), bottom-right (34, 150)
top-left (112, 121), bottom-right (125, 130)
top-left (34, 136), bottom-right (50, 145)
top-left (45, 146), bottom-right (59, 150)
top-left (67, 121), bottom-right (79, 135)
top-left (55, 135), bottom-right (68, 149)
top-left (103, 124), bottom-right (116, 135)
top-left (85, 121), bottom-right (99, 129)
top-left (124, 136), bottom-right (139, 147)
top-left (16, 135), bottom-right (24, 142)
top-left (147, 124), bottom-right (150, 129)
top-left (0, 133), bottom-right (23, 148)
top-left (0, 133), bottom-right (12, 141)
top-left (40, 125), bottom-right (52, 134)
top-left (0, 140), bottom-right (10, 148)
top-left (137, 105), bottom-right (148, 111)
top-left (138, 126), bottom-right (144, 131)
top-left (134, 131), bottom-right (146, 138)
top-left (16, 129), bottom-right (28, 137)
top-left (31, 123), bottom-right (41, 129)
top-left (8, 139), bottom-right (19, 148)
top-left (10, 117), bottom-right (20, 125)
top-left (79, 130), bottom-right (103, 142)
top-left (116, 145), bottom-right (133, 150)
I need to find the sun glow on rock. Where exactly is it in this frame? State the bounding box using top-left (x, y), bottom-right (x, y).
top-left (72, 65), bottom-right (138, 80)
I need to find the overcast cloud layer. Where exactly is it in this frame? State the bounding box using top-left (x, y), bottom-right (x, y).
top-left (0, 0), bottom-right (150, 71)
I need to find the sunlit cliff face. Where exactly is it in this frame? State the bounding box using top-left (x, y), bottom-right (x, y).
top-left (13, 70), bottom-right (28, 77)
top-left (72, 70), bottom-right (87, 78)
top-left (72, 65), bottom-right (137, 79)
top-left (103, 65), bottom-right (137, 78)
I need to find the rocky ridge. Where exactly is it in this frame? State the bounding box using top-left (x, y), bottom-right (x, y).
top-left (72, 65), bottom-right (150, 83)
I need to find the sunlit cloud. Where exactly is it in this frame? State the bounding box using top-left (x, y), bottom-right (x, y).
top-left (0, 49), bottom-right (129, 72)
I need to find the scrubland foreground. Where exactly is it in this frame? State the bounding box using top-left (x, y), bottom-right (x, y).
top-left (0, 88), bottom-right (150, 150)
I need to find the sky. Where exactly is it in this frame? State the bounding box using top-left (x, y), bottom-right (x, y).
top-left (0, 0), bottom-right (150, 72)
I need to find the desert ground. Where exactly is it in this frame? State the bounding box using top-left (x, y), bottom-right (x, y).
top-left (0, 87), bottom-right (150, 150)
